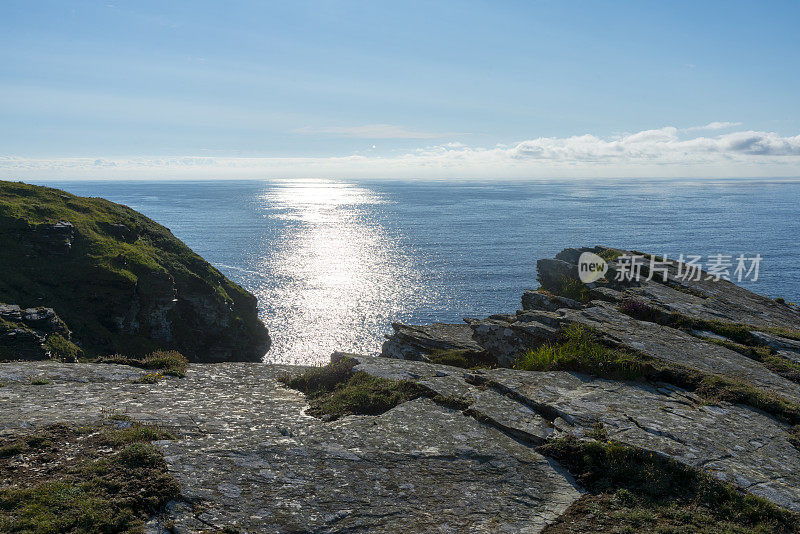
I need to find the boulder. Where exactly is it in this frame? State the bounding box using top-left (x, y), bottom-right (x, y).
top-left (381, 322), bottom-right (485, 361)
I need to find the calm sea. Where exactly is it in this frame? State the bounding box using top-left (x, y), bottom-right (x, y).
top-left (31, 179), bottom-right (800, 365)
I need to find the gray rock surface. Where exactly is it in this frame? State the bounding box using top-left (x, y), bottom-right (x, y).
top-left (388, 247), bottom-right (800, 406)
top-left (0, 360), bottom-right (582, 533)
top-left (4, 245), bottom-right (800, 530)
top-left (381, 322), bottom-right (486, 361)
top-left (550, 246), bottom-right (800, 330)
top-left (521, 290), bottom-right (583, 312)
top-left (528, 302), bottom-right (800, 405)
top-left (352, 355), bottom-right (800, 512)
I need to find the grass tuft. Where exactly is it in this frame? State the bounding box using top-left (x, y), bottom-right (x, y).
top-left (513, 324), bottom-right (800, 425)
top-left (617, 300), bottom-right (800, 345)
top-left (597, 248), bottom-right (623, 262)
top-left (553, 276), bottom-right (591, 302)
top-left (94, 422), bottom-right (175, 446)
top-left (539, 437), bottom-right (799, 533)
top-left (514, 324), bottom-right (647, 380)
top-left (281, 355), bottom-right (426, 420)
top-left (709, 338), bottom-right (800, 384)
top-left (43, 333), bottom-right (83, 362)
top-left (98, 349), bottom-right (188, 378)
top-left (0, 422), bottom-right (178, 533)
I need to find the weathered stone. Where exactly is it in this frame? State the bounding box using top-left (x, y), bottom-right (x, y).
top-left (521, 290), bottom-right (583, 312)
top-left (0, 360), bottom-right (582, 533)
top-left (557, 301), bottom-right (800, 405)
top-left (349, 355), bottom-right (800, 512)
top-left (552, 246), bottom-right (800, 330)
top-left (536, 258), bottom-right (577, 292)
top-left (0, 303), bottom-right (74, 361)
top-left (752, 331), bottom-right (800, 363)
top-left (479, 366), bottom-right (800, 512)
top-left (28, 220), bottom-right (75, 255)
top-left (465, 317), bottom-right (558, 366)
top-left (381, 322), bottom-right (485, 361)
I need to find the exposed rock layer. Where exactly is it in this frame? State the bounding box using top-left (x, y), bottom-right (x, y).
top-left (0, 361), bottom-right (582, 533)
top-left (0, 303), bottom-right (74, 360)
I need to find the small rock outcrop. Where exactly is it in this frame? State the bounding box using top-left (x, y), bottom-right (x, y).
top-left (381, 322), bottom-right (486, 361)
top-left (0, 181), bottom-right (270, 362)
top-left (0, 303), bottom-right (78, 360)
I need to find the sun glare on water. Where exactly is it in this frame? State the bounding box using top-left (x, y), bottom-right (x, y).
top-left (254, 179), bottom-right (428, 365)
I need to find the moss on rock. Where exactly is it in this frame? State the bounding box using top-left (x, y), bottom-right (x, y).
top-left (539, 437), bottom-right (799, 533)
top-left (281, 354), bottom-right (426, 420)
top-left (0, 181), bottom-right (270, 361)
top-left (0, 421), bottom-right (178, 533)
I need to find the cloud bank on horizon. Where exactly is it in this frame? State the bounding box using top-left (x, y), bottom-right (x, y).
top-left (3, 124), bottom-right (800, 180)
top-left (3, 3), bottom-right (798, 181)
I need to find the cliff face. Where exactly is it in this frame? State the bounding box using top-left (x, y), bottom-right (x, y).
top-left (0, 181), bottom-right (270, 362)
top-left (1, 247), bottom-right (800, 531)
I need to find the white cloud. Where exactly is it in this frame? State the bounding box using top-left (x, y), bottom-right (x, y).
top-left (292, 124), bottom-right (466, 139)
top-left (3, 126), bottom-right (800, 180)
top-left (685, 121), bottom-right (742, 131)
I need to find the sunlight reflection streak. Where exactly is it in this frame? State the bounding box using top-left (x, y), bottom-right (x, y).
top-left (256, 179), bottom-right (426, 364)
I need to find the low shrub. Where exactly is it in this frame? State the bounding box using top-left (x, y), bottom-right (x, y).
top-left (43, 333), bottom-right (82, 362)
top-left (0, 422), bottom-right (178, 533)
top-left (98, 349), bottom-right (188, 378)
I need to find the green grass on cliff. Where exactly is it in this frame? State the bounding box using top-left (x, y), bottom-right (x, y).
top-left (0, 421), bottom-right (178, 533)
top-left (539, 437), bottom-right (799, 533)
top-left (551, 276), bottom-right (591, 302)
top-left (617, 299), bottom-right (800, 385)
top-left (515, 324), bottom-right (800, 426)
top-left (617, 298), bottom-right (800, 344)
top-left (281, 355), bottom-right (425, 420)
top-left (514, 324), bottom-right (646, 380)
top-left (0, 180), bottom-right (265, 359)
top-left (709, 338), bottom-right (800, 384)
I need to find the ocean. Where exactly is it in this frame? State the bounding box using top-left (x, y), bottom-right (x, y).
top-left (32, 178), bottom-right (800, 365)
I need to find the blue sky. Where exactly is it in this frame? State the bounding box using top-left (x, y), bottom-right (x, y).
top-left (1, 0), bottom-right (799, 179)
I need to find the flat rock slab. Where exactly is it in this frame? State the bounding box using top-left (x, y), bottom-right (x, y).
top-left (563, 302), bottom-right (800, 405)
top-left (354, 356), bottom-right (800, 512)
top-left (0, 361), bottom-right (581, 533)
top-left (481, 367), bottom-right (800, 512)
top-left (464, 300), bottom-right (800, 407)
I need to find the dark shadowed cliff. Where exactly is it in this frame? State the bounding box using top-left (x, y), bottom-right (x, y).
top-left (0, 181), bottom-right (270, 362)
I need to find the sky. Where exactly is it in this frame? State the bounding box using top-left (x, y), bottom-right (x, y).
top-left (1, 0), bottom-right (799, 180)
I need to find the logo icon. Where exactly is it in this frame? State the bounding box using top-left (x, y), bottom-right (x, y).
top-left (578, 252), bottom-right (608, 283)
